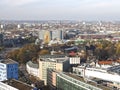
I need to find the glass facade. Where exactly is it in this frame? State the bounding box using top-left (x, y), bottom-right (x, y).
top-left (56, 73), bottom-right (102, 90)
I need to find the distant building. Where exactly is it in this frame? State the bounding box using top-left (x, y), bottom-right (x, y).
top-left (38, 30), bottom-right (52, 43)
top-left (38, 54), bottom-right (70, 85)
top-left (0, 59), bottom-right (18, 81)
top-left (0, 33), bottom-right (3, 46)
top-left (38, 30), bottom-right (63, 44)
top-left (17, 24), bottom-right (20, 29)
top-left (1, 24), bottom-right (3, 29)
top-left (69, 57), bottom-right (80, 65)
top-left (51, 30), bottom-right (63, 40)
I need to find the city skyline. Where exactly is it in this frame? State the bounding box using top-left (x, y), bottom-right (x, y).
top-left (0, 0), bottom-right (120, 21)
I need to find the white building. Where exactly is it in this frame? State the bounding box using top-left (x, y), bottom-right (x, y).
top-left (1, 25), bottom-right (3, 29)
top-left (17, 24), bottom-right (20, 29)
top-left (26, 61), bottom-right (39, 77)
top-left (73, 65), bottom-right (120, 89)
top-left (0, 63), bottom-right (7, 81)
top-left (69, 57), bottom-right (80, 64)
top-left (0, 82), bottom-right (18, 90)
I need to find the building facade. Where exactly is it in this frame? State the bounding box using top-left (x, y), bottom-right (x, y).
top-left (38, 30), bottom-right (63, 44)
top-left (73, 66), bottom-right (120, 89)
top-left (56, 73), bottom-right (102, 90)
top-left (47, 69), bottom-right (103, 90)
top-left (0, 59), bottom-right (18, 81)
top-left (51, 30), bottom-right (63, 40)
top-left (38, 30), bottom-right (52, 43)
top-left (26, 61), bottom-right (39, 77)
top-left (38, 54), bottom-right (70, 85)
top-left (0, 81), bottom-right (18, 90)
top-left (47, 69), bottom-right (57, 90)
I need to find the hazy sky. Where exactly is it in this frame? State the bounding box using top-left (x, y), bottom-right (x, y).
top-left (0, 0), bottom-right (120, 20)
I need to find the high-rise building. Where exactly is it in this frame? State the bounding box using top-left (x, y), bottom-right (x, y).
top-left (0, 59), bottom-right (18, 81)
top-left (38, 30), bottom-right (52, 43)
top-left (51, 30), bottom-right (63, 40)
top-left (38, 30), bottom-right (63, 44)
top-left (38, 54), bottom-right (70, 85)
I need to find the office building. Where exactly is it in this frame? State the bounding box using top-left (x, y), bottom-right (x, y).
top-left (47, 69), bottom-right (57, 90)
top-left (51, 30), bottom-right (63, 40)
top-left (38, 54), bottom-right (70, 85)
top-left (0, 59), bottom-right (18, 81)
top-left (47, 69), bottom-right (109, 90)
top-left (56, 73), bottom-right (106, 90)
top-left (69, 57), bottom-right (80, 64)
top-left (26, 61), bottom-right (39, 78)
top-left (38, 30), bottom-right (63, 44)
top-left (73, 65), bottom-right (120, 89)
top-left (38, 30), bottom-right (52, 43)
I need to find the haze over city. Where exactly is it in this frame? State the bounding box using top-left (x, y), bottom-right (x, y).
top-left (0, 0), bottom-right (120, 20)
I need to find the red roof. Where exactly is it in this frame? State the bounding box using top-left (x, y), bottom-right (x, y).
top-left (69, 51), bottom-right (76, 56)
top-left (98, 60), bottom-right (113, 65)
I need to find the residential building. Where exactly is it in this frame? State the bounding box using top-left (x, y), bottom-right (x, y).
top-left (0, 59), bottom-right (18, 81)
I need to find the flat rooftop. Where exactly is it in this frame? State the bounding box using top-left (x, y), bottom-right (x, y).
top-left (40, 58), bottom-right (68, 63)
top-left (27, 61), bottom-right (39, 68)
top-left (39, 54), bottom-right (68, 63)
top-left (3, 79), bottom-right (34, 90)
top-left (107, 65), bottom-right (120, 75)
top-left (65, 73), bottom-right (111, 90)
top-left (0, 59), bottom-right (18, 64)
top-left (39, 54), bottom-right (67, 58)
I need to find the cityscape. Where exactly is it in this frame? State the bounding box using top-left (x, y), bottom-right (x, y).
top-left (1, 0), bottom-right (120, 90)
